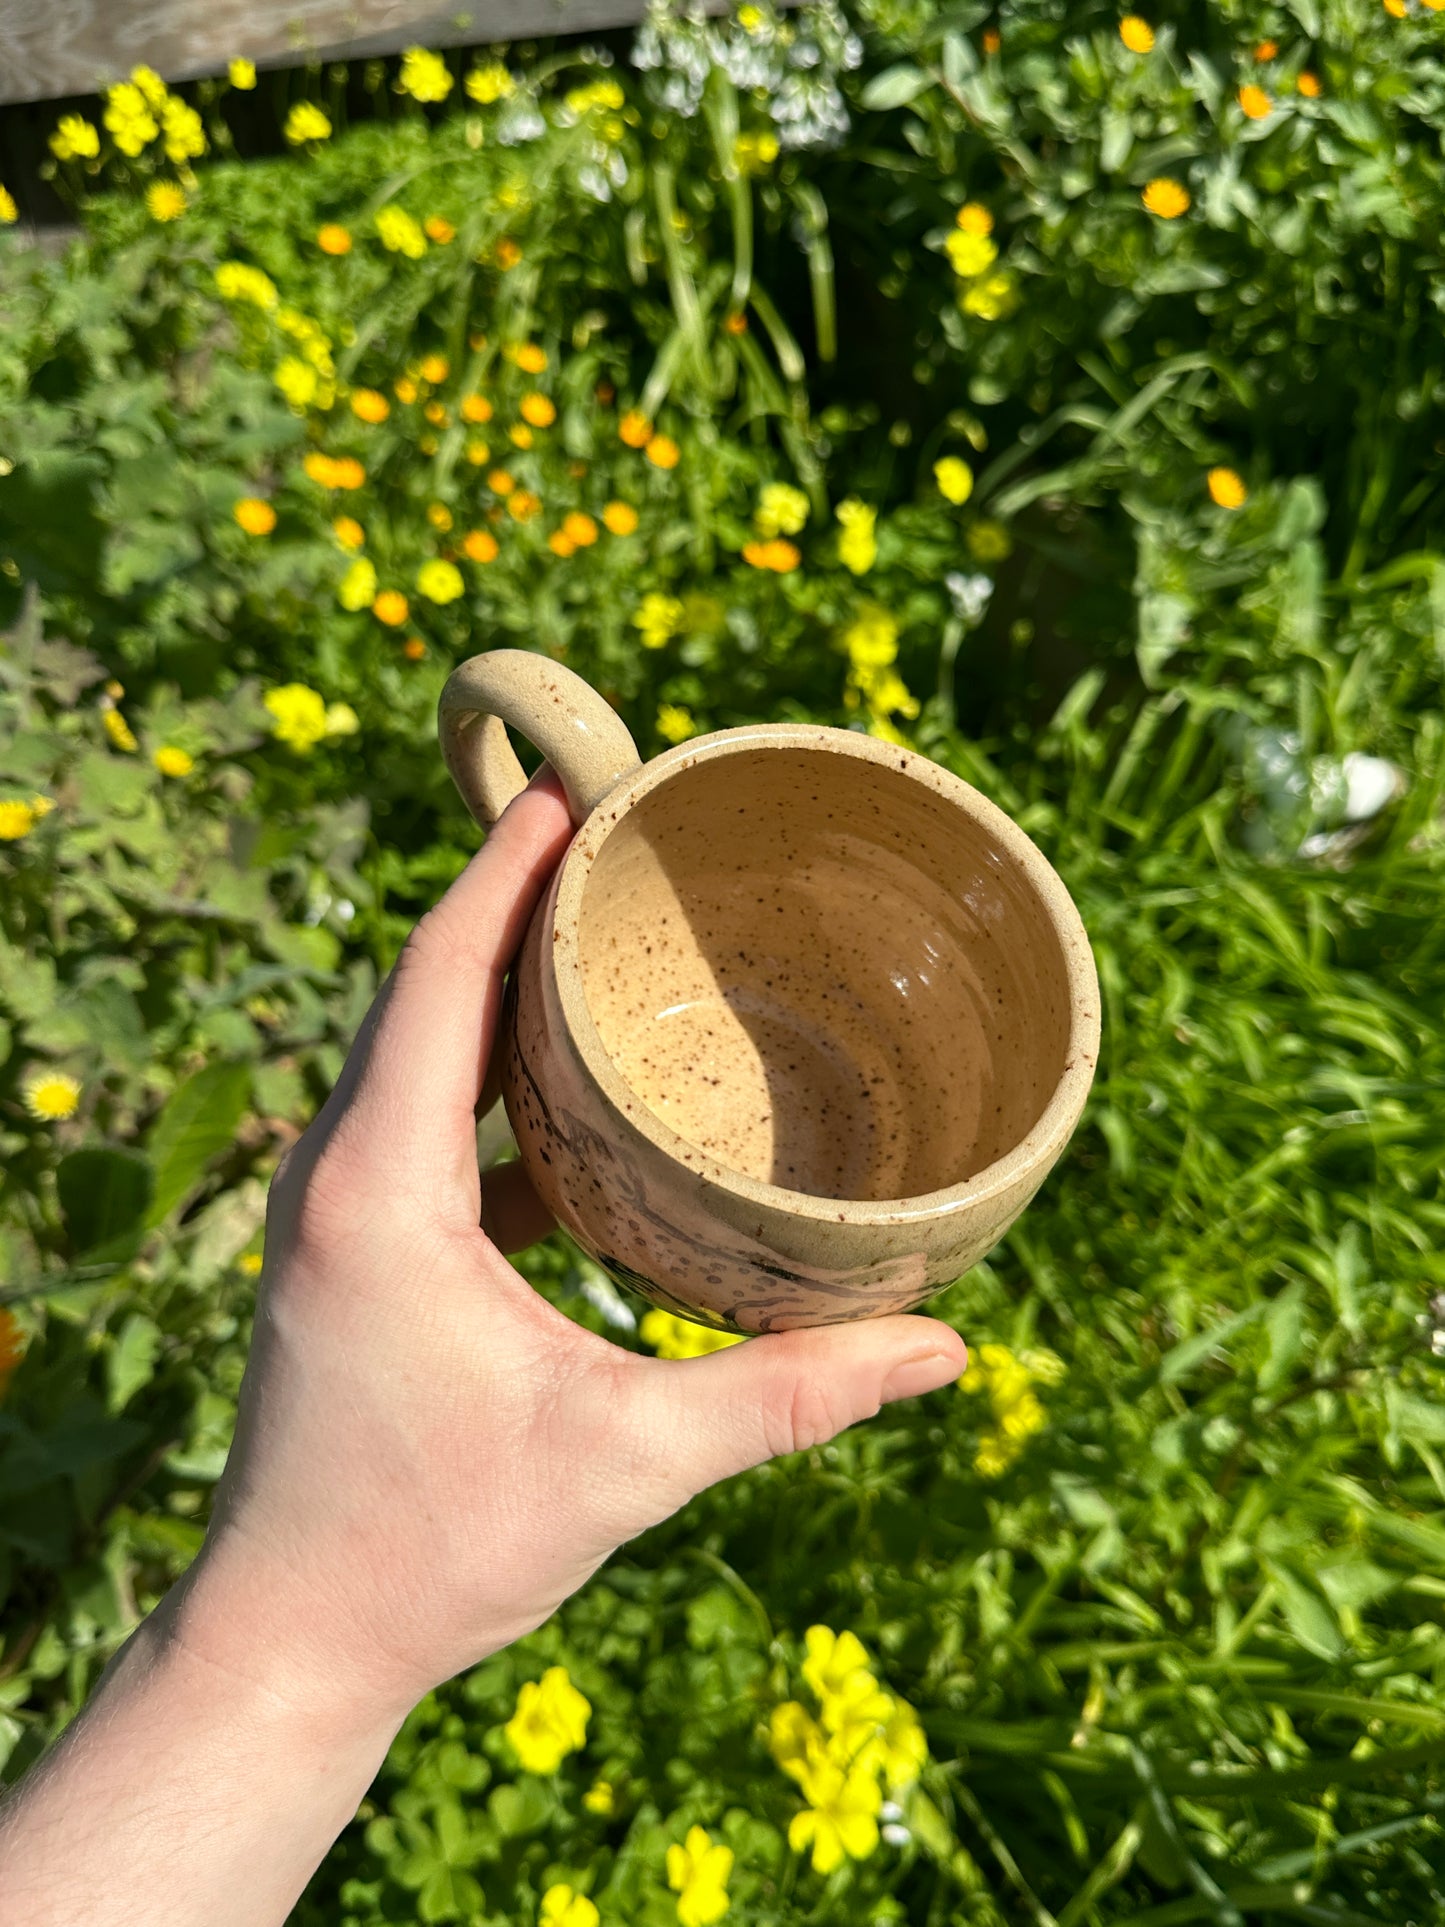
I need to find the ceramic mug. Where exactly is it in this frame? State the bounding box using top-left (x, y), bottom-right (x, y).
top-left (438, 649), bottom-right (1100, 1333)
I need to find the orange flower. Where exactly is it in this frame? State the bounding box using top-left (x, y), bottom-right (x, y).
top-left (330, 456), bottom-right (365, 490)
top-left (562, 511), bottom-right (598, 547)
top-left (350, 388), bottom-right (390, 423)
top-left (1297, 70), bottom-right (1321, 95)
top-left (461, 393), bottom-right (494, 423)
top-left (425, 400), bottom-right (448, 425)
top-left (1238, 84), bottom-right (1272, 118)
top-left (495, 237), bottom-right (522, 269)
top-left (619, 410), bottom-right (653, 448)
top-left (419, 354), bottom-right (449, 384)
top-left (1119, 16), bottom-right (1155, 52)
top-left (602, 501), bottom-right (638, 536)
top-left (1207, 466), bottom-right (1248, 509)
top-left (403, 636), bottom-right (427, 660)
top-left (548, 530), bottom-right (577, 556)
top-left (395, 376), bottom-right (419, 404)
top-left (645, 435), bottom-right (680, 470)
top-left (513, 342), bottom-right (547, 373)
top-left (488, 468), bottom-right (516, 496)
top-left (956, 202), bottom-right (995, 235)
top-left (520, 391), bottom-right (556, 427)
top-left (234, 496), bottom-right (277, 534)
top-left (373, 590), bottom-right (409, 625)
top-left (723, 311), bottom-right (748, 335)
top-left (508, 423), bottom-right (534, 449)
top-left (317, 223), bottom-right (352, 254)
top-left (333, 515), bottom-right (365, 550)
top-left (742, 537), bottom-right (801, 572)
top-left (1142, 178), bottom-right (1190, 218)
top-left (424, 216), bottom-right (455, 243)
top-left (595, 380), bottom-right (616, 405)
top-left (0, 1309), bottom-right (25, 1399)
top-left (427, 503), bottom-right (454, 530)
top-left (508, 489), bottom-right (541, 522)
top-left (463, 529), bottom-right (499, 562)
top-left (982, 27), bottom-right (1001, 52)
top-left (1253, 38), bottom-right (1279, 58)
top-left (1383, 0), bottom-right (1407, 15)
top-left (465, 437), bottom-right (491, 465)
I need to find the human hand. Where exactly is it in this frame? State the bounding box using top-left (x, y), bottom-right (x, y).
top-left (172, 770), bottom-right (967, 1725)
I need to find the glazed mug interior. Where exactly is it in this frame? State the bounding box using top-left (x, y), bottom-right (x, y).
top-left (575, 737), bottom-right (1074, 1204)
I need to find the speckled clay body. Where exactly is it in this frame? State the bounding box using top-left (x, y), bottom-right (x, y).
top-left (439, 651), bottom-right (1100, 1333)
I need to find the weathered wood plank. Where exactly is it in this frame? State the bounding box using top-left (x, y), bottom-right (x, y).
top-left (0, 1), bottom-right (655, 106)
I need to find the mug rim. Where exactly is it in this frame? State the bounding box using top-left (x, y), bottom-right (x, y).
top-left (549, 722), bottom-right (1100, 1226)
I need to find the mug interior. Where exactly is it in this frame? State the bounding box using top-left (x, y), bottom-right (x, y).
top-left (576, 741), bottom-right (1075, 1203)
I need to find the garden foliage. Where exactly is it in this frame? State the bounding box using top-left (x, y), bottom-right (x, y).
top-left (2, 3), bottom-right (1445, 1920)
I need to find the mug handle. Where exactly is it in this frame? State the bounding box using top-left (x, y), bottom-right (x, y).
top-left (438, 649), bottom-right (643, 831)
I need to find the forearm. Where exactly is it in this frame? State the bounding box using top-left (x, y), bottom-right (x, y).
top-left (0, 1579), bottom-right (404, 1927)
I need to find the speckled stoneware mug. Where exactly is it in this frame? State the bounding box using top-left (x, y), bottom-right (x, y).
top-left (438, 650), bottom-right (1100, 1334)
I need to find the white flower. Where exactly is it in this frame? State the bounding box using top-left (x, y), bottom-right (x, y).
top-left (946, 570), bottom-right (994, 624)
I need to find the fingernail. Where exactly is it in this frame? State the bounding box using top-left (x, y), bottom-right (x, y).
top-left (881, 1347), bottom-right (963, 1404)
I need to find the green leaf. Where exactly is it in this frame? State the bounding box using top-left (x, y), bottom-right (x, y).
top-left (107, 1313), bottom-right (161, 1416)
top-left (486, 1778), bottom-right (551, 1838)
top-left (860, 64), bottom-right (933, 110)
top-left (146, 1061), bottom-right (251, 1225)
top-left (1158, 1301), bottom-right (1267, 1385)
top-left (56, 1147), bottom-right (154, 1260)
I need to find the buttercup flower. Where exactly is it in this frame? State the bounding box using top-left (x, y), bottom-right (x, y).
top-left (520, 392), bottom-right (557, 427)
top-left (741, 537), bottom-right (800, 572)
top-left (22, 1072), bottom-right (82, 1121)
top-left (1238, 84), bottom-right (1272, 119)
top-left (788, 1759), bottom-right (881, 1874)
top-left (285, 102), bottom-right (332, 144)
top-left (802, 1626), bottom-right (876, 1704)
top-left (461, 393), bottom-right (494, 423)
top-left (234, 497), bottom-right (276, 535)
top-left (373, 590), bottom-right (409, 626)
top-left (131, 66), bottom-right (167, 108)
top-left (873, 1698), bottom-right (928, 1790)
top-left (104, 82), bottom-right (158, 157)
top-left (50, 116), bottom-right (100, 162)
top-left (463, 529), bottom-right (499, 562)
top-left (400, 47), bottom-right (453, 102)
top-left (564, 78), bottom-right (626, 116)
top-left (1142, 178), bottom-right (1190, 218)
top-left (229, 58), bottom-right (257, 89)
top-left (264, 683), bottom-right (329, 751)
top-left (666, 1826), bottom-right (733, 1927)
top-left (338, 557), bottom-right (378, 611)
top-left (161, 98), bottom-right (205, 163)
top-left (634, 592), bottom-right (684, 650)
top-left (646, 435), bottom-right (680, 470)
top-left (317, 224), bottom-right (352, 255)
top-left (417, 559), bottom-right (464, 604)
top-left (770, 1701), bottom-right (829, 1785)
top-left (0, 800), bottom-right (36, 839)
top-left (836, 499), bottom-right (878, 575)
top-left (303, 453), bottom-right (365, 490)
top-left (466, 61), bottom-right (516, 104)
top-left (540, 1886), bottom-right (598, 1927)
top-left (153, 745), bottom-right (194, 778)
top-left (1119, 15), bottom-right (1155, 50)
top-left (504, 1667), bottom-right (591, 1774)
top-left (934, 456), bottom-right (974, 505)
top-left (394, 376), bottom-right (419, 405)
top-left (146, 182), bottom-right (186, 222)
top-left (1208, 466), bottom-right (1248, 508)
top-left (640, 1309), bottom-right (742, 1357)
top-left (755, 482), bottom-right (809, 537)
top-left (376, 206), bottom-right (426, 257)
top-left (603, 501), bottom-right (638, 535)
top-left (619, 410), bottom-right (653, 448)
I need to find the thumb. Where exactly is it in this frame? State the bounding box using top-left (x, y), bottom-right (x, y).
top-left (626, 1316), bottom-right (967, 1507)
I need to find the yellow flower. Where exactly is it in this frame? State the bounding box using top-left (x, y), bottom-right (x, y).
top-left (400, 47), bottom-right (453, 102)
top-left (520, 391), bottom-right (557, 428)
top-left (787, 1759), bottom-right (881, 1874)
top-left (956, 202), bottom-right (994, 235)
top-left (146, 181), bottom-right (187, 222)
top-left (741, 537), bottom-right (801, 573)
top-left (394, 376), bottom-right (419, 405)
top-left (562, 511), bottom-right (599, 547)
top-left (466, 61), bottom-right (516, 104)
top-left (161, 98), bottom-right (206, 163)
top-left (338, 557), bottom-right (378, 611)
top-left (466, 436), bottom-right (491, 464)
top-left (318, 223), bottom-right (352, 255)
top-left (755, 482), bottom-right (809, 537)
top-left (50, 116), bottom-right (100, 162)
top-left (1298, 70), bottom-right (1322, 96)
top-left (229, 58), bottom-right (257, 89)
top-left (234, 497), bottom-right (277, 535)
top-left (961, 271), bottom-right (1018, 321)
top-left (508, 489), bottom-right (541, 522)
top-left (836, 499), bottom-right (878, 575)
top-left (264, 683), bottom-right (329, 751)
top-left (1208, 466), bottom-right (1248, 508)
top-left (376, 205), bottom-right (426, 257)
top-left (934, 456), bottom-right (974, 505)
top-left (215, 262), bottom-right (278, 310)
top-left (418, 353), bottom-right (449, 384)
top-left (303, 452), bottom-right (365, 490)
top-left (238, 1251), bottom-right (264, 1275)
top-left (962, 1343), bottom-right (1064, 1477)
top-left (0, 800), bottom-right (36, 839)
top-left (634, 592), bottom-right (685, 650)
top-left (513, 342), bottom-right (548, 374)
top-left (424, 215), bottom-right (455, 243)
top-left (285, 102), bottom-right (332, 144)
top-left (373, 590), bottom-right (409, 627)
top-left (21, 1072), bottom-right (82, 1121)
top-left (509, 423), bottom-right (535, 450)
top-left (565, 77), bottom-right (626, 116)
top-left (640, 1308), bottom-right (742, 1356)
top-left (770, 1701), bottom-right (830, 1785)
top-left (646, 434), bottom-right (681, 470)
top-left (540, 1885), bottom-right (599, 1927)
top-left (461, 393), bottom-right (494, 423)
top-left (104, 708), bottom-right (138, 753)
top-left (666, 1825), bottom-right (733, 1927)
top-left (488, 467), bottom-right (516, 496)
top-left (495, 235), bottom-right (524, 269)
top-left (582, 1779), bottom-right (615, 1815)
top-left (417, 558), bottom-right (464, 604)
top-left (324, 702), bottom-right (359, 738)
top-left (945, 229), bottom-right (997, 278)
top-left (802, 1626), bottom-right (876, 1704)
top-left (350, 388), bottom-right (389, 424)
top-left (733, 128), bottom-right (781, 174)
top-left (131, 65), bottom-right (167, 108)
top-left (1119, 15), bottom-right (1155, 51)
top-left (504, 1666), bottom-right (591, 1774)
top-left (1238, 84), bottom-right (1272, 119)
top-left (153, 745), bottom-right (194, 778)
top-left (1142, 178), bottom-right (1190, 218)
top-left (463, 529), bottom-right (499, 562)
top-left (0, 187), bottom-right (15, 224)
top-left (274, 357), bottom-right (318, 409)
top-left (739, 3), bottom-right (766, 27)
top-left (603, 501), bottom-right (638, 535)
top-left (28, 794), bottom-right (54, 819)
top-left (620, 410), bottom-right (654, 448)
top-left (1254, 38), bottom-right (1280, 58)
top-left (1384, 0), bottom-right (1408, 13)
top-left (427, 502), bottom-right (453, 531)
top-left (873, 1697), bottom-right (928, 1790)
top-left (104, 83), bottom-right (158, 157)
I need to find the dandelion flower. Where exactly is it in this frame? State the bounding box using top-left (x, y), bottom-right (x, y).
top-left (619, 410), bottom-right (653, 448)
top-left (488, 468), bottom-right (516, 496)
top-left (400, 47), bottom-right (453, 103)
top-left (50, 116), bottom-right (100, 162)
top-left (317, 223), bottom-right (352, 255)
top-left (549, 530), bottom-right (577, 557)
top-left (418, 353), bottom-right (449, 385)
top-left (417, 558), bottom-right (464, 604)
top-left (285, 102), bottom-right (332, 144)
top-left (508, 423), bottom-right (534, 449)
top-left (426, 503), bottom-right (453, 531)
top-left (1238, 84), bottom-right (1272, 118)
top-left (153, 745), bottom-right (194, 777)
top-left (741, 537), bottom-right (801, 572)
top-left (1119, 15), bottom-right (1155, 51)
top-left (1297, 70), bottom-right (1322, 95)
top-left (562, 511), bottom-right (598, 547)
top-left (1254, 38), bottom-right (1279, 58)
top-left (424, 215), bottom-right (455, 243)
top-left (350, 388), bottom-right (389, 424)
top-left (934, 456), bottom-right (974, 505)
top-left (461, 393), bottom-right (493, 423)
top-left (465, 437), bottom-right (491, 465)
top-left (234, 497), bottom-right (277, 534)
top-left (520, 392), bottom-right (556, 428)
top-left (0, 187), bottom-right (16, 224)
top-left (983, 27), bottom-right (1002, 53)
top-left (22, 1072), bottom-right (82, 1121)
top-left (755, 482), bottom-right (809, 537)
top-left (602, 501), bottom-right (638, 536)
top-left (508, 489), bottom-right (541, 522)
top-left (646, 435), bottom-right (680, 470)
top-left (466, 61), bottom-right (516, 104)
top-left (338, 557), bottom-right (378, 611)
top-left (463, 529), bottom-right (499, 562)
top-left (0, 800), bottom-right (36, 839)
top-left (373, 590), bottom-right (409, 627)
top-left (514, 342), bottom-right (548, 374)
top-left (229, 58), bottom-right (257, 89)
top-left (1208, 466), bottom-right (1248, 508)
top-left (375, 206), bottom-right (426, 257)
top-left (956, 202), bottom-right (994, 235)
top-left (146, 182), bottom-right (187, 222)
top-left (666, 1826), bottom-right (733, 1927)
top-left (1142, 178), bottom-right (1190, 218)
